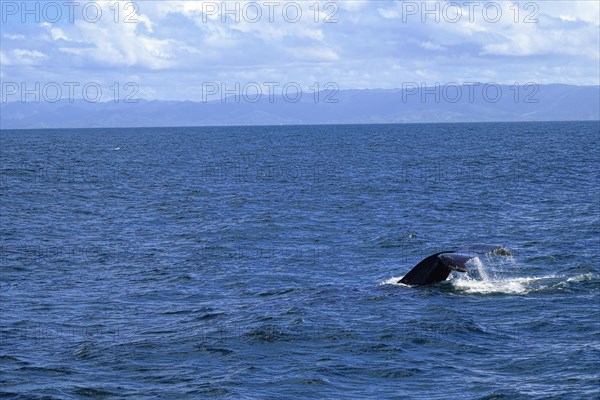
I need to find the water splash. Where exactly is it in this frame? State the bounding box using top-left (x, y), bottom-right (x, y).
top-left (451, 255), bottom-right (538, 294)
top-left (451, 275), bottom-right (529, 294)
top-left (470, 257), bottom-right (490, 281)
top-left (380, 276), bottom-right (405, 286)
top-left (381, 253), bottom-right (597, 295)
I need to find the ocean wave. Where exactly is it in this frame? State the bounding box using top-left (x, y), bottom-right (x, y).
top-left (381, 273), bottom-right (598, 295)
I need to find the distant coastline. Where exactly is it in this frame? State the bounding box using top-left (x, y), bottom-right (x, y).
top-left (1, 84), bottom-right (598, 130)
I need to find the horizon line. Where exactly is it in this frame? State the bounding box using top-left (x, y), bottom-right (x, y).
top-left (2, 119), bottom-right (599, 132)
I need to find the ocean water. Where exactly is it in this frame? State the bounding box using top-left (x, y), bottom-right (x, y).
top-left (1, 121), bottom-right (599, 399)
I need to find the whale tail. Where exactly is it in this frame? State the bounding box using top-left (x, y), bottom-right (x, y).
top-left (399, 244), bottom-right (511, 286)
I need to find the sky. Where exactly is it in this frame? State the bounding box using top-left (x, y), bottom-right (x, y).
top-left (1, 0), bottom-right (599, 101)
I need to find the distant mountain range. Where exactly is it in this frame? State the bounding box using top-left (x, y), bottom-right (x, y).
top-left (1, 84), bottom-right (598, 129)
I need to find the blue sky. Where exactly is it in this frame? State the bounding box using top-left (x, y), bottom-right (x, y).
top-left (1, 1), bottom-right (599, 101)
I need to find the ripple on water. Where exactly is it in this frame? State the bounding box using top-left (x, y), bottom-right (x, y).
top-left (2, 123), bottom-right (599, 399)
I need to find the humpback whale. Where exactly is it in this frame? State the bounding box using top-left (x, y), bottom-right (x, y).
top-left (399, 244), bottom-right (511, 286)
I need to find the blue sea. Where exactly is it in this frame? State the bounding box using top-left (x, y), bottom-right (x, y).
top-left (1, 122), bottom-right (599, 399)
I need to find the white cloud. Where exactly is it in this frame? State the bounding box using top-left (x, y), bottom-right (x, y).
top-left (338, 0), bottom-right (368, 12)
top-left (9, 49), bottom-right (47, 65)
top-left (377, 7), bottom-right (400, 19)
top-left (0, 0), bottom-right (598, 98)
top-left (539, 1), bottom-right (600, 25)
top-left (285, 46), bottom-right (339, 61)
top-left (50, 27), bottom-right (68, 41)
top-left (48, 1), bottom-right (190, 69)
top-left (3, 34), bottom-right (26, 40)
top-left (0, 51), bottom-right (10, 65)
top-left (69, 23), bottom-right (185, 69)
top-left (41, 23), bottom-right (69, 41)
top-left (156, 1), bottom-right (328, 42)
top-left (420, 41), bottom-right (446, 51)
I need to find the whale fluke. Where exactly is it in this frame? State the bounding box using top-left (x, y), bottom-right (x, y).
top-left (399, 245), bottom-right (511, 286)
top-left (455, 244), bottom-right (511, 256)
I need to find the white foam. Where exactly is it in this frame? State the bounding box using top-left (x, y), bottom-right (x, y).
top-left (451, 276), bottom-right (528, 294)
top-left (453, 272), bottom-right (600, 294)
top-left (382, 252), bottom-right (597, 294)
top-left (450, 255), bottom-right (534, 294)
top-left (380, 273), bottom-right (593, 294)
top-left (380, 276), bottom-right (404, 286)
top-left (565, 272), bottom-right (594, 283)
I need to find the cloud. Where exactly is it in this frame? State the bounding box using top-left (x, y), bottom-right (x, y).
top-left (0, 0), bottom-right (597, 100)
top-left (44, 1), bottom-right (191, 69)
top-left (155, 1), bottom-right (329, 42)
top-left (41, 22), bottom-right (68, 41)
top-left (0, 51), bottom-right (10, 66)
top-left (377, 7), bottom-right (400, 19)
top-left (6, 49), bottom-right (48, 65)
top-left (420, 41), bottom-right (447, 51)
top-left (3, 34), bottom-right (26, 40)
